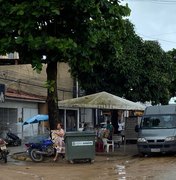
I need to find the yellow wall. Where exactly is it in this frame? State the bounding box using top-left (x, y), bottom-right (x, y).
top-left (0, 63), bottom-right (74, 99)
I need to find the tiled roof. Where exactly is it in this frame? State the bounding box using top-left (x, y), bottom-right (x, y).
top-left (5, 88), bottom-right (46, 102)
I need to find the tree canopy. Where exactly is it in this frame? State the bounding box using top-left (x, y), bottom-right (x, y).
top-left (0, 0), bottom-right (130, 128)
top-left (135, 40), bottom-right (170, 104)
top-left (70, 19), bottom-right (172, 105)
top-left (166, 48), bottom-right (176, 97)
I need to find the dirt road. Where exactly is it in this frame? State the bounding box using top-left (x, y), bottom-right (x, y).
top-left (1, 153), bottom-right (176, 180)
top-left (1, 155), bottom-right (127, 180)
top-left (1, 144), bottom-right (176, 180)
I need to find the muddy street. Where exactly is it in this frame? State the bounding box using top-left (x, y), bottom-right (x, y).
top-left (1, 150), bottom-right (176, 180)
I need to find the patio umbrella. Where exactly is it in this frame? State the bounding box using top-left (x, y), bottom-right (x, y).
top-left (23, 114), bottom-right (48, 125)
top-left (22, 114), bottom-right (49, 138)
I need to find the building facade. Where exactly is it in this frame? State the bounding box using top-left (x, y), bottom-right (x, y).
top-left (0, 62), bottom-right (75, 137)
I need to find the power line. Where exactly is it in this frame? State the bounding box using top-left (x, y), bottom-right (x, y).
top-left (145, 32), bottom-right (176, 37)
top-left (126, 0), bottom-right (176, 2)
top-left (138, 32), bottom-right (176, 44)
top-left (0, 76), bottom-right (73, 94)
top-left (125, 0), bottom-right (176, 4)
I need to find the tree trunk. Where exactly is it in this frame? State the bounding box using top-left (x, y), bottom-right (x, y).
top-left (46, 61), bottom-right (58, 130)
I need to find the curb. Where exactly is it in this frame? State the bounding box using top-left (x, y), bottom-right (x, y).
top-left (11, 151), bottom-right (137, 162)
top-left (11, 152), bottom-right (32, 162)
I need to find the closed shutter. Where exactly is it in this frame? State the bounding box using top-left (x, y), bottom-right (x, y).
top-left (0, 108), bottom-right (17, 132)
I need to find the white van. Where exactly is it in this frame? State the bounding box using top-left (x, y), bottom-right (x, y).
top-left (135, 105), bottom-right (176, 156)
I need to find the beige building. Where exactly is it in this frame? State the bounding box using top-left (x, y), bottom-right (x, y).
top-left (0, 63), bottom-right (74, 100)
top-left (0, 61), bottom-right (75, 137)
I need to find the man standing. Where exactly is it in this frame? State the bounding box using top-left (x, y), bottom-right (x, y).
top-left (118, 120), bottom-right (124, 135)
top-left (106, 120), bottom-right (114, 140)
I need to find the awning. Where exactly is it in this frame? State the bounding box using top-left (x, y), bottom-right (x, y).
top-left (58, 91), bottom-right (145, 111)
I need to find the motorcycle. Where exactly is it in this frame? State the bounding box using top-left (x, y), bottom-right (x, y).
top-left (25, 138), bottom-right (55, 162)
top-left (25, 132), bottom-right (65, 162)
top-left (0, 138), bottom-right (9, 163)
top-left (6, 131), bottom-right (21, 146)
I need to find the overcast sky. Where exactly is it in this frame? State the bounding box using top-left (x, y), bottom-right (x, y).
top-left (122, 0), bottom-right (176, 52)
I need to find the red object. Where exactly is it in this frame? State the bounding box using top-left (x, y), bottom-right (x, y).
top-left (96, 142), bottom-right (104, 152)
top-left (0, 138), bottom-right (6, 145)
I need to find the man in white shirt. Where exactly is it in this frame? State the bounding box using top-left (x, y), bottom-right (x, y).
top-left (118, 120), bottom-right (125, 143)
top-left (118, 120), bottom-right (124, 134)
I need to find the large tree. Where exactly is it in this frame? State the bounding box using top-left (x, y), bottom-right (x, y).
top-left (70, 19), bottom-right (171, 104)
top-left (136, 41), bottom-right (170, 104)
top-left (0, 0), bottom-right (130, 129)
top-left (70, 20), bottom-right (142, 96)
top-left (166, 48), bottom-right (176, 97)
top-left (70, 20), bottom-right (141, 95)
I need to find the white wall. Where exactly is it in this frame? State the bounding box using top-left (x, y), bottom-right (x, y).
top-left (0, 99), bottom-right (39, 138)
top-left (22, 108), bottom-right (38, 138)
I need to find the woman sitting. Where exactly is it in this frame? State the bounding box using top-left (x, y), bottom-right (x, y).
top-left (51, 122), bottom-right (65, 162)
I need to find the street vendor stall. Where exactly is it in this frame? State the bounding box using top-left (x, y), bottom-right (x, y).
top-left (58, 91), bottom-right (146, 153)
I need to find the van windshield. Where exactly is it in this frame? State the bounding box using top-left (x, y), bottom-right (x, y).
top-left (141, 115), bottom-right (176, 129)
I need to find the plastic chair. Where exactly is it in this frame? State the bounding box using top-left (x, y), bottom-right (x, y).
top-left (112, 135), bottom-right (122, 148)
top-left (102, 138), bottom-right (114, 153)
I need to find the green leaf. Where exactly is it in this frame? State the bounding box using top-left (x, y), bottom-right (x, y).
top-left (15, 37), bottom-right (23, 44)
top-left (17, 10), bottom-right (24, 15)
top-left (51, 9), bottom-right (60, 15)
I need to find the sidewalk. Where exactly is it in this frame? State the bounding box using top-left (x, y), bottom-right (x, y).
top-left (98, 143), bottom-right (138, 156)
top-left (8, 143), bottom-right (138, 162)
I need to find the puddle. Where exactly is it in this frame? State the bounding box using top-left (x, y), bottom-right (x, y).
top-left (115, 164), bottom-right (126, 180)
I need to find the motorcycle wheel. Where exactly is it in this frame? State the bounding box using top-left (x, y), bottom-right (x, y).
top-left (1, 151), bottom-right (7, 163)
top-left (29, 148), bottom-right (43, 162)
top-left (46, 145), bottom-right (55, 156)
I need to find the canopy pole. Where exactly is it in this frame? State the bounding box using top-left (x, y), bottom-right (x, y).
top-left (31, 124), bottom-right (34, 136)
top-left (123, 110), bottom-right (127, 154)
top-left (77, 108), bottom-right (80, 130)
top-left (22, 124), bottom-right (24, 140)
top-left (95, 109), bottom-right (98, 125)
top-left (64, 109), bottom-right (66, 132)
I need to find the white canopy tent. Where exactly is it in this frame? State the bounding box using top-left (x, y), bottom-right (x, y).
top-left (58, 91), bottom-right (145, 132)
top-left (58, 91), bottom-right (145, 111)
top-left (58, 91), bottom-right (146, 153)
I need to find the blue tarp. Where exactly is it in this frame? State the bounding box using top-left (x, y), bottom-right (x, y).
top-left (23, 114), bottom-right (48, 125)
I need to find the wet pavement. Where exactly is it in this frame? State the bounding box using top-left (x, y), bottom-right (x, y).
top-left (8, 142), bottom-right (138, 163)
top-left (3, 143), bottom-right (176, 179)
